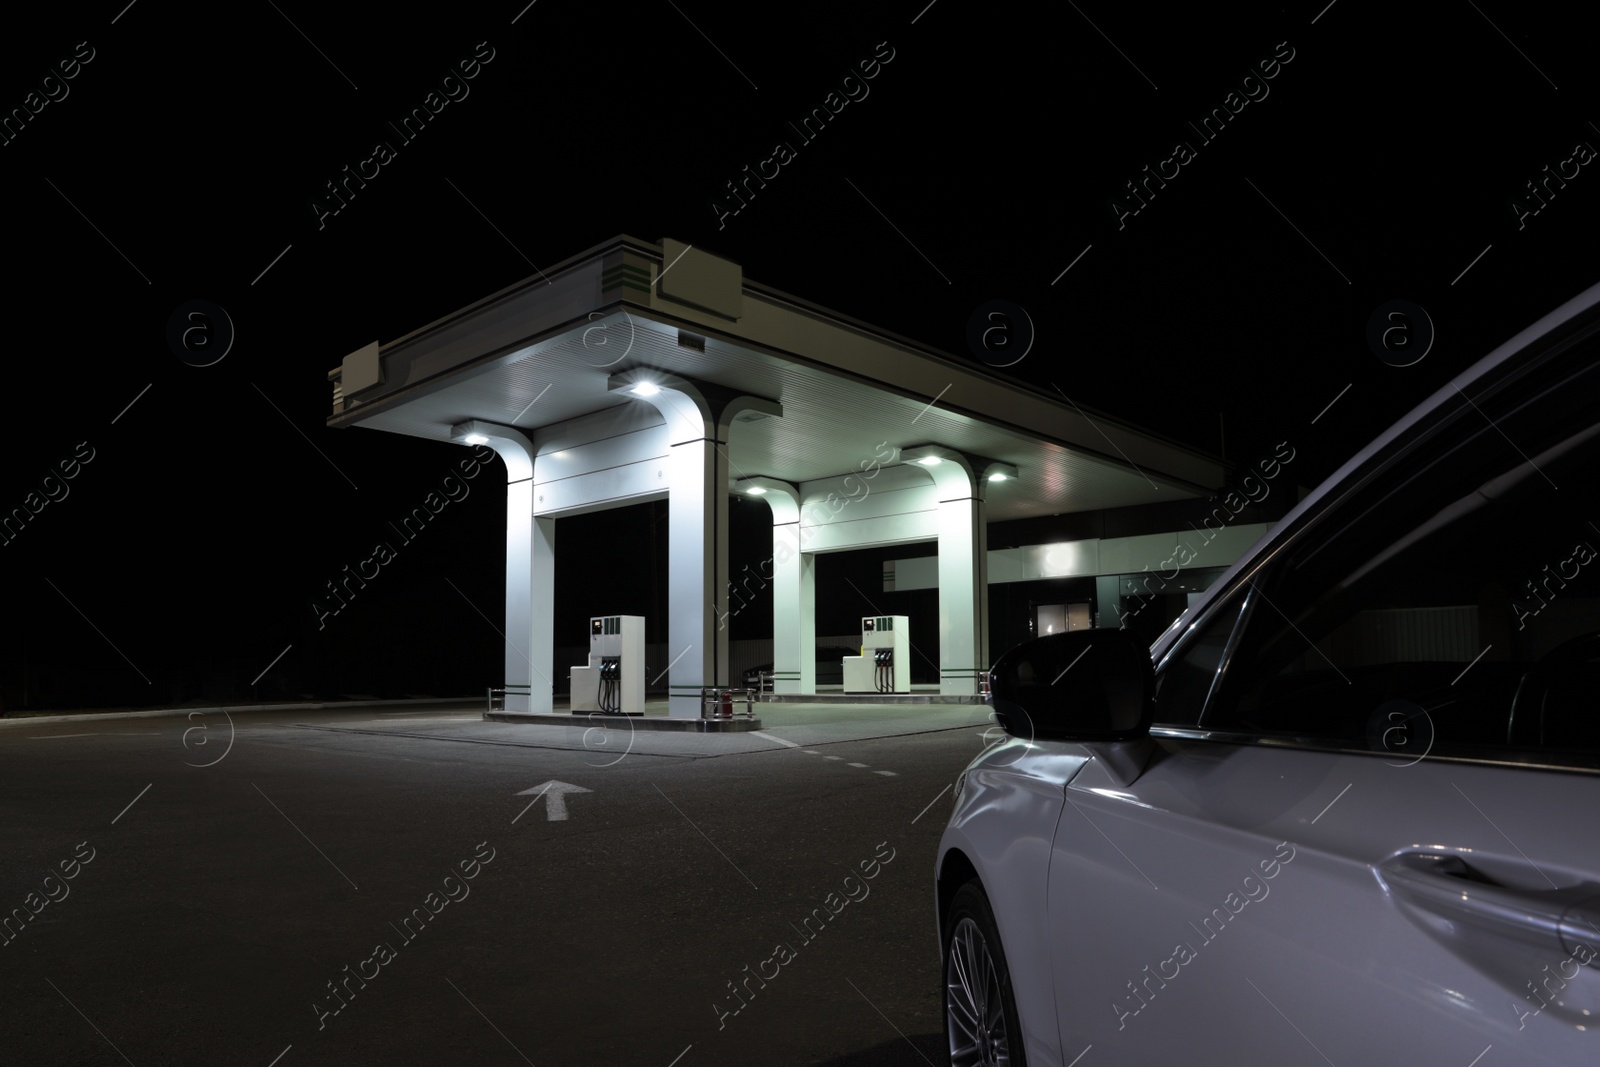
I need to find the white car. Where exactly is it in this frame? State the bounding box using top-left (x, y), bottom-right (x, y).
top-left (938, 283), bottom-right (1600, 1066)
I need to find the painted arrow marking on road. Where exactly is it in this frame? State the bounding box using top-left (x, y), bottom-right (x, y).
top-left (513, 781), bottom-right (592, 822)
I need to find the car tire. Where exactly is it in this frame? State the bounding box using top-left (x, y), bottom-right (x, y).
top-left (943, 879), bottom-right (1028, 1067)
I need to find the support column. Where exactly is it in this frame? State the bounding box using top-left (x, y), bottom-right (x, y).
top-left (450, 421), bottom-right (552, 713)
top-left (504, 478), bottom-right (534, 712)
top-left (902, 449), bottom-right (1015, 696)
top-left (609, 371), bottom-right (782, 717)
top-left (735, 478), bottom-right (812, 694)
top-left (937, 492), bottom-right (988, 695)
top-left (797, 544), bottom-right (817, 694)
top-left (665, 434), bottom-right (724, 717)
top-left (529, 515), bottom-right (555, 710)
top-left (1095, 574), bottom-right (1123, 630)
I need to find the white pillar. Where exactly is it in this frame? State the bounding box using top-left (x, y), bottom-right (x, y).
top-left (735, 479), bottom-right (813, 694)
top-left (611, 374), bottom-right (781, 717)
top-left (664, 434), bottom-right (725, 717)
top-left (529, 515), bottom-right (555, 711)
top-left (450, 421), bottom-right (552, 713)
top-left (904, 450), bottom-right (1011, 696)
top-left (798, 545), bottom-right (816, 693)
top-left (504, 478), bottom-right (534, 712)
top-left (937, 492), bottom-right (988, 695)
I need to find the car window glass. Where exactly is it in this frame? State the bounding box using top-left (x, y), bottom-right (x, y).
top-left (1153, 591), bottom-right (1250, 727)
top-left (1202, 332), bottom-right (1600, 769)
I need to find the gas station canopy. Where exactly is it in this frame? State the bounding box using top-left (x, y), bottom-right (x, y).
top-left (327, 236), bottom-right (1225, 715)
top-left (328, 235), bottom-right (1220, 516)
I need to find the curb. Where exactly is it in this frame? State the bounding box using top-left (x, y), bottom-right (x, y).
top-left (0, 696), bottom-right (481, 729)
top-left (484, 711), bottom-right (761, 732)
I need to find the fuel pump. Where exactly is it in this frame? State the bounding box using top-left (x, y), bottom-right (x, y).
top-left (569, 614), bottom-right (644, 715)
top-left (842, 615), bottom-right (910, 694)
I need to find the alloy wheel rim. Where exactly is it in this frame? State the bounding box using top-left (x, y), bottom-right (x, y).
top-left (947, 916), bottom-right (1011, 1067)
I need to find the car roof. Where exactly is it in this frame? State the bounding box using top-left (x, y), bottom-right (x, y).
top-left (1149, 278), bottom-right (1600, 666)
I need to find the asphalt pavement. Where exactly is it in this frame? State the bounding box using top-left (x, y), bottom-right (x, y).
top-left (0, 700), bottom-right (998, 1066)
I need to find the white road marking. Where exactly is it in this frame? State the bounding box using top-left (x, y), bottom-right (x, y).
top-left (336, 716), bottom-right (481, 726)
top-left (513, 780), bottom-right (591, 822)
top-left (750, 730), bottom-right (800, 748)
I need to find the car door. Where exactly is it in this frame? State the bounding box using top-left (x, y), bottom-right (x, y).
top-left (1046, 330), bottom-right (1600, 1064)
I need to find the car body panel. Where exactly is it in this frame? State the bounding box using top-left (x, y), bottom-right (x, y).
top-left (1048, 740), bottom-right (1598, 1063)
top-left (938, 279), bottom-right (1600, 1065)
top-left (938, 739), bottom-right (1090, 1067)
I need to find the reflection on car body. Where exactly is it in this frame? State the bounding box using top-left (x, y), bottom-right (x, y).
top-left (937, 281), bottom-right (1600, 1066)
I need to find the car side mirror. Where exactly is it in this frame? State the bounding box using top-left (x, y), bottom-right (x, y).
top-left (987, 629), bottom-right (1154, 742)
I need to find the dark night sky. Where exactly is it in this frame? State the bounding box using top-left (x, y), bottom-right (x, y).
top-left (3, 0), bottom-right (1596, 709)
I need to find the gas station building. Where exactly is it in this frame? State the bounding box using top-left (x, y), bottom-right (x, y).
top-left (326, 236), bottom-right (1270, 717)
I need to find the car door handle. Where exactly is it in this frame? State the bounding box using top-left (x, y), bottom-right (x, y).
top-left (1377, 850), bottom-right (1600, 964)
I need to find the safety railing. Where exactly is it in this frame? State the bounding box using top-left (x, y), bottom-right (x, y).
top-left (700, 687), bottom-right (757, 720)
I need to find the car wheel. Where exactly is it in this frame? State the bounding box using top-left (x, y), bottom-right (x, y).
top-left (943, 880), bottom-right (1027, 1067)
